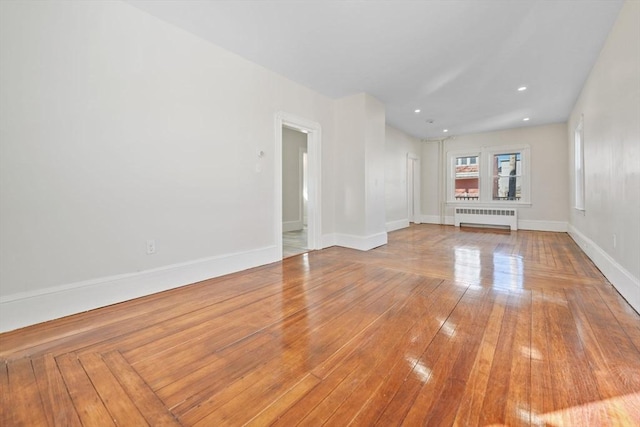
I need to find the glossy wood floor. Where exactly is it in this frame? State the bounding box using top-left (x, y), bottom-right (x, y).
top-left (1, 224), bottom-right (639, 426)
top-left (283, 227), bottom-right (308, 259)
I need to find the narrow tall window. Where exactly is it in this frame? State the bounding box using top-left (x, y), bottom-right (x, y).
top-left (574, 119), bottom-right (585, 210)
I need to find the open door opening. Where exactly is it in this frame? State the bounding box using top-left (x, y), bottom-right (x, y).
top-left (408, 153), bottom-right (421, 224)
top-left (282, 127), bottom-right (309, 257)
top-left (275, 112), bottom-right (322, 260)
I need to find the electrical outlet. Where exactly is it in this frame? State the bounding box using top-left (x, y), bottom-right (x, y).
top-left (146, 239), bottom-right (156, 255)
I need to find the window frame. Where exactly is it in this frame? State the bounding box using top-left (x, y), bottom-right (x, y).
top-left (447, 145), bottom-right (531, 206)
top-left (448, 151), bottom-right (481, 203)
top-left (491, 151), bottom-right (522, 201)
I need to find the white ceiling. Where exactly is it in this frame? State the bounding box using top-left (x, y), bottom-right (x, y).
top-left (126, 0), bottom-right (623, 139)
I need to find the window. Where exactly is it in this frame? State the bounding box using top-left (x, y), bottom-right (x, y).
top-left (454, 155), bottom-right (480, 200)
top-left (492, 152), bottom-right (521, 201)
top-left (448, 145), bottom-right (530, 204)
top-left (574, 119), bottom-right (585, 211)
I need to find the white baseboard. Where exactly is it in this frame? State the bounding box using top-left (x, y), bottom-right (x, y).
top-left (386, 219), bottom-right (410, 232)
top-left (444, 215), bottom-right (455, 225)
top-left (568, 225), bottom-right (640, 313)
top-left (0, 246), bottom-right (279, 333)
top-left (420, 215), bottom-right (442, 224)
top-left (323, 232), bottom-right (388, 251)
top-left (518, 220), bottom-right (568, 232)
top-left (282, 220), bottom-right (303, 232)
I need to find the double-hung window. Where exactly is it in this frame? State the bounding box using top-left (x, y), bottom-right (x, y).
top-left (448, 145), bottom-right (530, 204)
top-left (453, 155), bottom-right (480, 201)
top-left (492, 152), bottom-right (522, 201)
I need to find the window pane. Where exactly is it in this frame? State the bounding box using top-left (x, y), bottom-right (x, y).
top-left (493, 175), bottom-right (521, 200)
top-left (493, 153), bottom-right (521, 200)
top-left (455, 156), bottom-right (479, 200)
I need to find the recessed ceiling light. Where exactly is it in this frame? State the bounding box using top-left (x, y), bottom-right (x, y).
top-left (523, 117), bottom-right (530, 121)
top-left (443, 129), bottom-right (449, 132)
top-left (414, 109), bottom-right (421, 113)
top-left (518, 86), bottom-right (527, 91)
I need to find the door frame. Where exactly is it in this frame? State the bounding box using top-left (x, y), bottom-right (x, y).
top-left (407, 153), bottom-right (421, 224)
top-left (299, 146), bottom-right (308, 227)
top-left (275, 112), bottom-right (322, 259)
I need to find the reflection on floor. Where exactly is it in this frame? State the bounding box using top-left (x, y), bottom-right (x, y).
top-left (283, 227), bottom-right (308, 258)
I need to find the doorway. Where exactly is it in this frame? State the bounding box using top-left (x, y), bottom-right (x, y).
top-left (282, 127), bottom-right (308, 257)
top-left (275, 112), bottom-right (322, 260)
top-left (407, 153), bottom-right (421, 224)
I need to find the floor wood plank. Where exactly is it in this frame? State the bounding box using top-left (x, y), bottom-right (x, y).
top-left (451, 291), bottom-right (509, 426)
top-left (100, 351), bottom-right (181, 427)
top-left (78, 352), bottom-right (149, 426)
top-left (56, 353), bottom-right (116, 427)
top-left (32, 353), bottom-right (83, 427)
top-left (0, 361), bottom-right (10, 427)
top-left (401, 287), bottom-right (499, 425)
top-left (7, 357), bottom-right (49, 426)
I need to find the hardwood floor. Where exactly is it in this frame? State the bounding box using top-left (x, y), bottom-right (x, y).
top-left (283, 227), bottom-right (308, 258)
top-left (1, 224), bottom-right (639, 426)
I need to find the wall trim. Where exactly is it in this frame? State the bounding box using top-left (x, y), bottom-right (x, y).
top-left (568, 225), bottom-right (640, 313)
top-left (386, 219), bottom-right (410, 232)
top-left (323, 232), bottom-right (388, 251)
top-left (0, 246), bottom-right (279, 333)
top-left (518, 220), bottom-right (568, 232)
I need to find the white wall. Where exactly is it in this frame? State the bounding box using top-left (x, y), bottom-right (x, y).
top-left (331, 93), bottom-right (387, 250)
top-left (420, 123), bottom-right (569, 231)
top-left (421, 142), bottom-right (442, 223)
top-left (0, 0), bottom-right (336, 331)
top-left (567, 0), bottom-right (639, 312)
top-left (364, 95), bottom-right (387, 237)
top-left (282, 127), bottom-right (307, 231)
top-left (385, 125), bottom-right (421, 231)
top-left (334, 94), bottom-right (367, 237)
